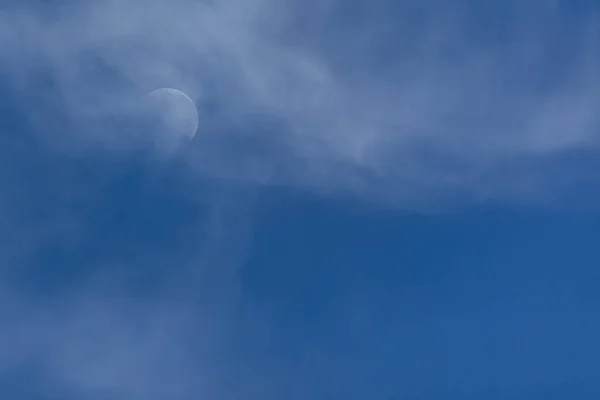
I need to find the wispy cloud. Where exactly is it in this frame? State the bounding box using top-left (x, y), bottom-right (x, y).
top-left (0, 1), bottom-right (599, 398)
top-left (1, 0), bottom-right (597, 206)
top-left (0, 282), bottom-right (205, 399)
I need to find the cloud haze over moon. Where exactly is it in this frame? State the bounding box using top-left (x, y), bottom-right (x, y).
top-left (147, 88), bottom-right (199, 139)
top-left (1, 0), bottom-right (598, 206)
top-left (2, 2), bottom-right (600, 399)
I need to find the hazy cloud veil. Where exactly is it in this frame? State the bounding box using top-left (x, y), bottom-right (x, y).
top-left (0, 0), bottom-right (599, 398)
top-left (2, 0), bottom-right (597, 203)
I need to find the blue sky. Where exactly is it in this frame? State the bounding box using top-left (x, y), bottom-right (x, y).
top-left (0, 0), bottom-right (599, 399)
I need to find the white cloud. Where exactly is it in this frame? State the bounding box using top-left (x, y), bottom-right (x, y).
top-left (1, 0), bottom-right (598, 206)
top-left (0, 163), bottom-right (258, 398)
top-left (0, 283), bottom-right (202, 399)
top-left (0, 1), bottom-right (598, 397)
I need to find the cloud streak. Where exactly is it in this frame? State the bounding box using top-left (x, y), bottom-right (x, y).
top-left (1, 0), bottom-right (598, 207)
top-left (0, 1), bottom-right (599, 398)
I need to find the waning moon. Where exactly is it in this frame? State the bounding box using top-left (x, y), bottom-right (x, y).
top-left (146, 88), bottom-right (199, 140)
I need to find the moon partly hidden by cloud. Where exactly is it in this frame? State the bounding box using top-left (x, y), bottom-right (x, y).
top-left (146, 88), bottom-right (199, 142)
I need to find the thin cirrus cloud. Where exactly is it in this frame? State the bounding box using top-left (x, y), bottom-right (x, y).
top-left (0, 1), bottom-right (599, 399)
top-left (1, 0), bottom-right (598, 207)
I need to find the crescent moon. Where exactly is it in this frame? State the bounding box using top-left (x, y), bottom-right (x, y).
top-left (146, 88), bottom-right (199, 140)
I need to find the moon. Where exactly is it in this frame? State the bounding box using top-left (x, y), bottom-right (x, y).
top-left (146, 88), bottom-right (199, 140)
